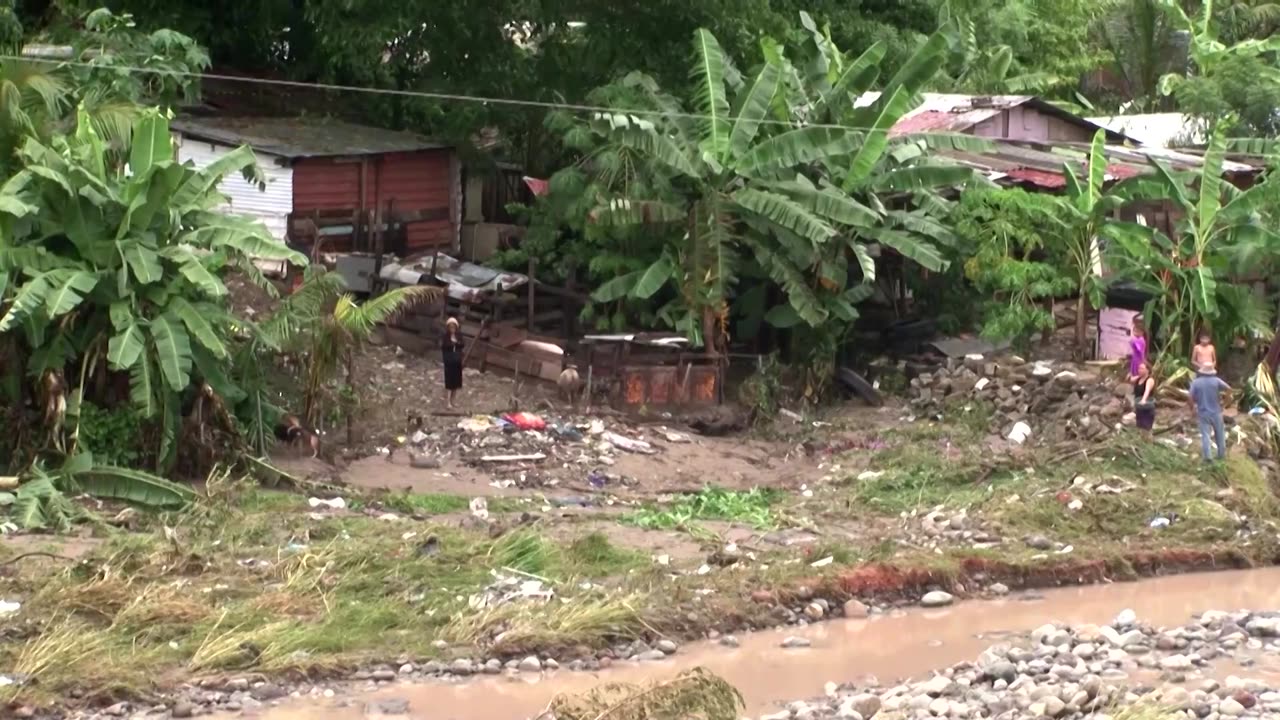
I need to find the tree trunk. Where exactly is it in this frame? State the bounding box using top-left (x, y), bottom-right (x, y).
top-left (344, 352), bottom-right (355, 446)
top-left (1074, 292), bottom-right (1090, 360)
top-left (1265, 330), bottom-right (1280, 377)
top-left (701, 306), bottom-right (719, 357)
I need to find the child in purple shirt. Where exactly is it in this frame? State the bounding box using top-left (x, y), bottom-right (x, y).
top-left (1129, 318), bottom-right (1147, 377)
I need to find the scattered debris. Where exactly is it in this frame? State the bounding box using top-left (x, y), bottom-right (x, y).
top-left (603, 432), bottom-right (656, 455)
top-left (479, 453), bottom-right (547, 463)
top-left (308, 497), bottom-right (347, 510)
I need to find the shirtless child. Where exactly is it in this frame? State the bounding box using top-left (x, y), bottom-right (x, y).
top-left (1192, 331), bottom-right (1217, 375)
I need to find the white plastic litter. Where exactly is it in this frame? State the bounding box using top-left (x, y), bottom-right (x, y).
top-left (470, 497), bottom-right (490, 521)
top-left (603, 432), bottom-right (656, 454)
top-left (307, 497), bottom-right (347, 510)
top-left (1007, 421), bottom-right (1033, 444)
top-left (0, 600), bottom-right (19, 616)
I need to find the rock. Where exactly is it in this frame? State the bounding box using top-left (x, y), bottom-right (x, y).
top-left (225, 678), bottom-right (251, 692)
top-left (635, 649), bottom-right (668, 661)
top-left (1025, 535), bottom-right (1053, 550)
top-left (844, 599), bottom-right (870, 619)
top-left (518, 656), bottom-right (542, 672)
top-left (1220, 697), bottom-right (1246, 716)
top-left (1113, 608), bottom-right (1138, 627)
top-left (483, 658), bottom-right (502, 674)
top-left (989, 583), bottom-right (1010, 596)
top-left (366, 699), bottom-right (411, 715)
top-left (844, 693), bottom-right (881, 719)
top-left (921, 591), bottom-right (954, 607)
top-left (781, 636), bottom-right (812, 649)
top-left (920, 674), bottom-right (955, 696)
top-left (450, 658), bottom-right (474, 675)
top-left (250, 684), bottom-right (286, 701)
top-left (804, 602), bottom-right (825, 620)
top-left (1159, 654), bottom-right (1194, 670)
top-left (656, 639), bottom-right (679, 655)
top-left (371, 669), bottom-right (397, 682)
top-left (398, 663), bottom-right (415, 675)
top-left (544, 658), bottom-right (559, 670)
top-left (103, 702), bottom-right (129, 716)
top-left (984, 662), bottom-right (1018, 684)
top-left (720, 635), bottom-right (740, 648)
top-left (171, 702), bottom-right (196, 719)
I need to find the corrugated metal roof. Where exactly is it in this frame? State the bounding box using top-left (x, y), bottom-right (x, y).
top-left (1086, 113), bottom-right (1203, 147)
top-left (957, 140), bottom-right (1258, 190)
top-left (171, 116), bottom-right (450, 159)
top-left (855, 93), bottom-right (1129, 141)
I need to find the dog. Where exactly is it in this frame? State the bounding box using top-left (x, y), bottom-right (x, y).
top-left (274, 414), bottom-right (320, 457)
top-left (557, 364), bottom-right (582, 407)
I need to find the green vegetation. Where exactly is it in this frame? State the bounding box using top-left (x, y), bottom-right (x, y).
top-left (548, 667), bottom-right (745, 720)
top-left (625, 487), bottom-right (781, 530)
top-left (0, 486), bottom-right (652, 703)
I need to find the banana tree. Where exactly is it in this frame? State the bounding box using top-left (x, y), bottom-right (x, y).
top-left (1058, 129), bottom-right (1128, 357)
top-left (0, 107), bottom-right (306, 469)
top-left (1103, 128), bottom-right (1280, 357)
top-left (579, 18), bottom-right (977, 353)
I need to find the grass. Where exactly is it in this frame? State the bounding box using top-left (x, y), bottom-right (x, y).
top-left (0, 487), bottom-right (656, 704)
top-left (623, 487), bottom-right (781, 531)
top-left (381, 491), bottom-right (530, 516)
top-left (850, 439), bottom-right (1007, 513)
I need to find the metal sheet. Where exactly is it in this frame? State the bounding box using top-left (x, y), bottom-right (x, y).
top-left (616, 364), bottom-right (721, 407)
top-left (177, 136), bottom-right (293, 242)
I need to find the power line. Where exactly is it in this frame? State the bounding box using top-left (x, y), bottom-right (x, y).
top-left (1, 53), bottom-right (882, 133)
top-left (7, 54), bottom-right (1278, 163)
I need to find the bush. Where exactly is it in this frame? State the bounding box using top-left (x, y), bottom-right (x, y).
top-left (76, 403), bottom-right (147, 468)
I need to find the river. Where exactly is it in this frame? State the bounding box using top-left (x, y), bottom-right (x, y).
top-left (217, 567), bottom-right (1280, 720)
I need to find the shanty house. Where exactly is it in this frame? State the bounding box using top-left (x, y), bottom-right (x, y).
top-left (858, 93), bottom-right (1128, 143)
top-left (171, 116), bottom-right (461, 256)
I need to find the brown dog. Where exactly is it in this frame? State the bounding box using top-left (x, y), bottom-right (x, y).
top-left (557, 365), bottom-right (582, 407)
top-left (274, 414), bottom-right (320, 457)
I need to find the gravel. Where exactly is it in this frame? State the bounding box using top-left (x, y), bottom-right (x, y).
top-left (744, 608), bottom-right (1280, 719)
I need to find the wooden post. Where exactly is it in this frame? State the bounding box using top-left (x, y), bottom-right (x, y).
top-left (527, 257), bottom-right (537, 330)
top-left (565, 259), bottom-right (578, 340)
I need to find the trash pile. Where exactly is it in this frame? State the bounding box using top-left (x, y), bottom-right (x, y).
top-left (907, 354), bottom-right (1162, 444)
top-left (392, 412), bottom-right (692, 491)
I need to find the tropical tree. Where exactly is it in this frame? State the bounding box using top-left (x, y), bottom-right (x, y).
top-left (935, 0), bottom-right (1069, 97)
top-left (0, 7), bottom-right (208, 175)
top-left (1103, 129), bottom-right (1280, 358)
top-left (0, 107), bottom-right (305, 470)
top-left (569, 17), bottom-right (977, 355)
top-left (261, 268), bottom-right (438, 437)
top-left (1154, 0), bottom-right (1280, 135)
top-left (1094, 0), bottom-right (1189, 112)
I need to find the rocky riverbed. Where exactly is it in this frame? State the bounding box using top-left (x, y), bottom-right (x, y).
top-left (753, 608), bottom-right (1280, 720)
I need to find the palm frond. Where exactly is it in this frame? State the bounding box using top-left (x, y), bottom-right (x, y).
top-left (333, 285), bottom-right (440, 337)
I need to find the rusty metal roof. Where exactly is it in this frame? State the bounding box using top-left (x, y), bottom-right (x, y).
top-left (948, 139), bottom-right (1258, 190)
top-left (855, 93), bottom-right (1129, 141)
top-left (171, 116), bottom-right (449, 159)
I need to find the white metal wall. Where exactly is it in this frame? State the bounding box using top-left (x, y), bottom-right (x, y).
top-left (174, 134), bottom-right (293, 242)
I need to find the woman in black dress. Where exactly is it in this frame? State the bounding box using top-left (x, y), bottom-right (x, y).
top-left (442, 317), bottom-right (464, 409)
top-left (1131, 361), bottom-right (1156, 433)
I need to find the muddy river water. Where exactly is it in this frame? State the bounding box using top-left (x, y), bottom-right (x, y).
top-left (226, 568), bottom-right (1280, 720)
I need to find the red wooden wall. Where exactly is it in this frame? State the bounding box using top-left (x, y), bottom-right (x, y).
top-left (292, 148), bottom-right (455, 253)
